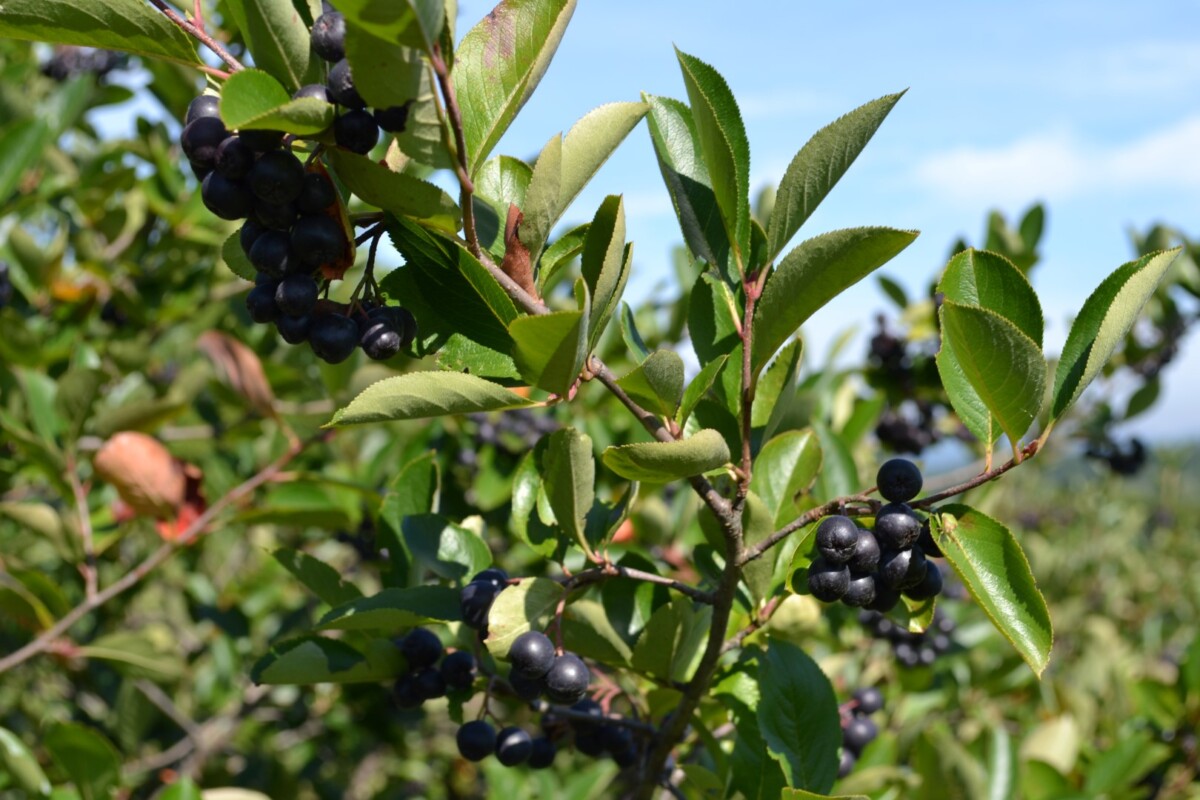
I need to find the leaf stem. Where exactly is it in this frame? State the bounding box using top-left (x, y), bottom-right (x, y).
top-left (429, 44), bottom-right (480, 258)
top-left (147, 0), bottom-right (244, 73)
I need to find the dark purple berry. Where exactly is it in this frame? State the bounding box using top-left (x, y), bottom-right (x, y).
top-left (875, 503), bottom-right (921, 550)
top-left (239, 128), bottom-right (284, 152)
top-left (509, 669), bottom-right (542, 702)
top-left (917, 519), bottom-right (942, 558)
top-left (806, 557), bottom-right (850, 602)
top-left (470, 568), bottom-right (509, 592)
top-left (903, 559), bottom-right (943, 600)
top-left (575, 730), bottom-right (605, 756)
top-left (528, 737), bottom-right (556, 769)
top-left (865, 581), bottom-right (901, 613)
top-left (846, 527), bottom-right (881, 574)
top-left (245, 285), bottom-right (279, 324)
top-left (290, 215), bottom-right (345, 269)
top-left (276, 314), bottom-right (311, 344)
top-left (544, 653), bottom-right (589, 704)
top-left (248, 149), bottom-right (305, 205)
top-left (374, 103), bottom-right (411, 132)
top-left (440, 650), bottom-right (476, 691)
top-left (400, 627), bottom-right (443, 669)
top-left (852, 687), bottom-right (884, 715)
top-left (360, 318), bottom-right (402, 360)
top-left (327, 58), bottom-right (364, 109)
top-left (248, 230), bottom-right (291, 278)
top-left (185, 94), bottom-right (220, 125)
top-left (308, 313), bottom-right (358, 363)
top-left (842, 573), bottom-right (877, 608)
top-left (569, 698), bottom-right (602, 726)
top-left (253, 198), bottom-right (299, 231)
top-left (334, 108), bottom-right (380, 154)
top-left (412, 666), bottom-right (447, 701)
top-left (214, 135), bottom-right (255, 179)
top-left (393, 674), bottom-right (423, 709)
top-left (877, 458), bottom-right (923, 503)
top-left (460, 580), bottom-right (499, 630)
top-left (310, 10), bottom-right (346, 62)
top-left (456, 720), bottom-right (496, 762)
top-left (296, 172), bottom-right (337, 214)
top-left (275, 275), bottom-right (318, 316)
top-left (881, 547), bottom-right (928, 591)
top-left (201, 172), bottom-right (252, 220)
top-left (843, 717), bottom-right (877, 754)
top-left (181, 117), bottom-right (228, 165)
top-left (495, 727), bottom-right (533, 767)
top-left (293, 83), bottom-right (331, 102)
top-left (510, 631), bottom-right (556, 680)
top-left (816, 515), bottom-right (859, 565)
top-left (240, 219), bottom-right (266, 255)
top-left (838, 749), bottom-right (856, 778)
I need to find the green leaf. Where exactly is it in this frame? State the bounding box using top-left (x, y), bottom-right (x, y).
top-left (77, 629), bottom-right (184, 682)
top-left (752, 227), bottom-right (918, 374)
top-left (44, 723), bottom-right (120, 800)
top-left (940, 302), bottom-right (1045, 448)
top-left (767, 92), bottom-right (904, 260)
top-left (780, 790), bottom-right (870, 800)
top-left (1051, 249), bottom-right (1181, 421)
top-left (0, 0), bottom-right (200, 67)
top-left (158, 778), bottom-right (202, 800)
top-left (675, 48), bottom-right (751, 272)
top-left (327, 149), bottom-right (460, 232)
top-left (56, 367), bottom-right (104, 443)
top-left (0, 119), bottom-right (51, 204)
top-left (538, 223), bottom-right (589, 292)
top-left (877, 274), bottom-right (909, 309)
top-left (643, 94), bottom-right (731, 275)
top-left (454, 0), bottom-right (577, 176)
top-left (677, 355), bottom-right (727, 427)
top-left (602, 428), bottom-right (731, 482)
top-left (741, 493), bottom-right (776, 604)
top-left (751, 337), bottom-right (803, 432)
top-left (616, 351), bottom-right (685, 418)
top-left (631, 597), bottom-right (712, 682)
top-left (932, 504), bottom-right (1052, 675)
top-left (519, 133), bottom-right (563, 260)
top-left (510, 452), bottom-right (559, 559)
top-left (219, 69), bottom-right (334, 135)
top-left (541, 427), bottom-right (596, 554)
top-left (273, 547), bottom-right (364, 606)
top-left (1083, 732), bottom-right (1171, 797)
top-left (327, 371), bottom-right (535, 426)
top-left (317, 585), bottom-right (461, 632)
top-left (484, 577), bottom-right (564, 660)
top-left (757, 639), bottom-right (841, 792)
top-left (508, 302), bottom-right (589, 396)
top-left (689, 271), bottom-right (741, 365)
top-left (619, 302), bottom-right (651, 361)
top-left (717, 672), bottom-right (787, 800)
top-left (221, 231), bottom-right (256, 281)
top-left (334, 0), bottom-right (444, 52)
top-left (252, 636), bottom-right (403, 684)
top-left (561, 599), bottom-right (633, 667)
top-left (0, 726), bottom-right (50, 797)
top-left (580, 196), bottom-right (630, 348)
top-left (343, 27), bottom-right (426, 111)
top-left (751, 429), bottom-right (822, 528)
top-left (810, 421), bottom-right (858, 502)
top-left (400, 514), bottom-right (491, 581)
top-left (224, 0), bottom-right (320, 91)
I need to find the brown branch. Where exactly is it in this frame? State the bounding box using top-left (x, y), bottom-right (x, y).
top-left (429, 44), bottom-right (480, 257)
top-left (734, 275), bottom-right (761, 512)
top-left (911, 439), bottom-right (1040, 509)
top-left (0, 435), bottom-right (319, 675)
top-left (147, 0), bottom-right (244, 72)
top-left (561, 564), bottom-right (716, 605)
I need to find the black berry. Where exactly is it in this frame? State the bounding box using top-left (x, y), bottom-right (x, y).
top-left (240, 219), bottom-right (266, 255)
top-left (334, 109), bottom-right (380, 154)
top-left (877, 458), bottom-right (923, 503)
top-left (471, 568), bottom-right (509, 592)
top-left (806, 557), bottom-right (849, 602)
top-left (544, 653), bottom-right (589, 704)
top-left (495, 727), bottom-right (533, 767)
top-left (360, 318), bottom-right (402, 361)
top-left (875, 503), bottom-right (921, 550)
top-left (214, 135), bottom-right (255, 179)
top-left (400, 627), bottom-right (443, 669)
top-left (276, 314), bottom-right (311, 344)
top-left (852, 686), bottom-right (884, 715)
top-left (374, 104), bottom-right (411, 132)
top-left (843, 717), bottom-right (877, 754)
top-left (880, 547), bottom-right (928, 591)
top-left (838, 748), bottom-right (856, 778)
top-left (917, 519), bottom-right (942, 558)
top-left (248, 149), bottom-right (305, 205)
top-left (253, 198), bottom-right (299, 231)
top-left (510, 631), bottom-right (556, 680)
top-left (239, 128), bottom-right (285, 152)
top-left (528, 737), bottom-right (557, 769)
top-left (296, 172), bottom-right (337, 214)
top-left (903, 559), bottom-right (943, 600)
top-left (248, 230), bottom-right (292, 278)
top-left (456, 720), bottom-right (496, 762)
top-left (327, 59), bottom-right (364, 109)
top-left (308, 313), bottom-right (358, 363)
top-left (245, 284), bottom-right (279, 324)
top-left (201, 172), bottom-right (252, 220)
top-left (440, 650), bottom-right (476, 691)
top-left (290, 215), bottom-right (345, 269)
top-left (460, 580), bottom-right (499, 630)
top-left (842, 573), bottom-right (877, 608)
top-left (393, 674), bottom-right (423, 709)
top-left (275, 275), bottom-right (318, 317)
top-left (293, 83), bottom-right (332, 102)
top-left (181, 117), bottom-right (228, 165)
top-left (412, 666), bottom-right (447, 701)
top-left (185, 94), bottom-right (221, 125)
top-left (574, 730), bottom-right (606, 757)
top-left (509, 669), bottom-right (542, 702)
top-left (865, 581), bottom-right (901, 613)
top-left (846, 527), bottom-right (881, 574)
top-left (310, 10), bottom-right (346, 62)
top-left (816, 515), bottom-right (859, 565)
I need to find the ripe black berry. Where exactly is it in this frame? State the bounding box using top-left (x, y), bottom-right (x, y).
top-left (917, 519), bottom-right (942, 558)
top-left (253, 198), bottom-right (299, 231)
top-left (290, 215), bottom-right (345, 269)
top-left (544, 653), bottom-right (589, 704)
top-left (806, 557), bottom-right (850, 602)
top-left (838, 749), bottom-right (856, 778)
top-left (327, 59), bottom-right (365, 109)
top-left (400, 627), bottom-right (443, 669)
top-left (393, 674), bottom-right (423, 709)
top-left (308, 313), bottom-right (358, 363)
top-left (214, 135), bottom-right (254, 179)
top-left (875, 503), bottom-right (921, 550)
top-left (310, 10), bottom-right (346, 62)
top-left (412, 666), bottom-right (447, 700)
top-left (249, 231), bottom-right (292, 278)
top-left (846, 527), bottom-right (881, 574)
top-left (456, 720), bottom-right (496, 762)
top-left (880, 547), bottom-right (928, 591)
top-left (460, 580), bottom-right (499, 630)
top-left (865, 581), bottom-right (901, 613)
top-left (185, 94), bottom-right (220, 125)
top-left (528, 737), bottom-right (556, 769)
top-left (374, 104), bottom-right (411, 132)
top-left (877, 458), bottom-right (923, 503)
top-left (239, 128), bottom-right (285, 152)
top-left (334, 109), bottom-right (380, 154)
top-left (245, 284), bottom-right (280, 323)
top-left (360, 318), bottom-right (402, 361)
top-left (612, 743), bottom-right (638, 768)
top-left (495, 727), bottom-right (533, 767)
top-left (181, 117), bottom-right (228, 166)
top-left (248, 149), bottom-right (305, 205)
top-left (275, 275), bottom-right (318, 316)
top-left (509, 669), bottom-right (542, 702)
top-left (201, 172), bottom-right (253, 220)
top-left (903, 559), bottom-right (943, 600)
top-left (510, 631), bottom-right (556, 680)
top-left (816, 515), bottom-right (859, 565)
top-left (440, 650), bottom-right (476, 690)
top-left (471, 568), bottom-right (509, 592)
top-left (293, 83), bottom-right (332, 102)
top-left (575, 730), bottom-right (606, 757)
top-left (276, 314), bottom-right (311, 344)
top-left (843, 717), bottom-right (877, 754)
top-left (852, 686), bottom-right (884, 715)
top-left (240, 219), bottom-right (266, 255)
top-left (296, 172), bottom-right (337, 214)
top-left (842, 573), bottom-right (877, 608)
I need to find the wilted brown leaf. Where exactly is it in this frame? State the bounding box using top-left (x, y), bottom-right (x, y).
top-left (197, 330), bottom-right (276, 417)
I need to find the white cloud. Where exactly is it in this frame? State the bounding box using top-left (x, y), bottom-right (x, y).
top-left (913, 115), bottom-right (1200, 205)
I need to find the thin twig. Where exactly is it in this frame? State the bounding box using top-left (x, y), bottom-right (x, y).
top-left (912, 439), bottom-right (1040, 508)
top-left (147, 0), bottom-right (244, 72)
top-left (561, 564), bottom-right (715, 605)
top-left (720, 595), bottom-right (781, 654)
top-left (65, 453), bottom-right (97, 600)
top-left (429, 44), bottom-right (480, 257)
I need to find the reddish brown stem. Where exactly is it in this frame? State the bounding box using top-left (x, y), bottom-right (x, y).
top-left (429, 44), bottom-right (480, 258)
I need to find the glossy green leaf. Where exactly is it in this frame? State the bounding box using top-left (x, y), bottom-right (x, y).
top-left (509, 298), bottom-right (589, 396)
top-left (219, 69), bottom-right (334, 135)
top-left (757, 639), bottom-right (840, 792)
top-left (1051, 249), bottom-right (1181, 421)
top-left (580, 195), bottom-right (630, 347)
top-left (0, 0), bottom-right (200, 66)
top-left (316, 585), bottom-right (461, 632)
top-left (541, 427), bottom-right (596, 554)
top-left (0, 726), bottom-right (50, 797)
top-left (675, 48), bottom-right (751, 273)
top-left (753, 227), bottom-right (917, 373)
top-left (677, 355), bottom-right (728, 427)
top-left (811, 421), bottom-right (857, 502)
top-left (252, 636), bottom-right (403, 684)
top-left (224, 0), bottom-right (320, 90)
top-left (602, 428), bottom-right (731, 482)
top-left (741, 493), bottom-right (776, 604)
top-left (484, 577), bottom-right (564, 660)
top-left (327, 371), bottom-right (535, 426)
top-left (941, 302), bottom-right (1045, 447)
top-left (44, 723), bottom-right (120, 800)
top-left (933, 504), bottom-right (1052, 675)
top-left (454, 0), bottom-right (577, 176)
top-left (751, 429), bottom-right (822, 528)
top-left (985, 724), bottom-right (1017, 800)
top-left (717, 672), bottom-right (787, 800)
top-left (616, 351), bottom-right (685, 418)
top-left (344, 27), bottom-right (426, 110)
top-left (333, 0), bottom-right (443, 52)
top-left (273, 547), bottom-right (363, 606)
top-left (510, 452), bottom-right (559, 558)
top-left (327, 150), bottom-right (459, 232)
top-left (767, 92), bottom-right (904, 260)
top-left (400, 515), bottom-right (491, 581)
top-left (751, 337), bottom-right (803, 432)
top-left (631, 596), bottom-right (712, 682)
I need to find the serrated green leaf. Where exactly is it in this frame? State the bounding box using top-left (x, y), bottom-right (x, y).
top-left (0, 726), bottom-right (50, 797)
top-left (219, 69), bottom-right (334, 135)
top-left (0, 0), bottom-right (200, 67)
top-left (675, 48), bottom-right (751, 273)
top-left (767, 92), bottom-right (904, 260)
top-left (273, 547), bottom-right (363, 606)
top-left (602, 428), bottom-right (730, 482)
top-left (508, 302), bottom-right (589, 397)
top-left (334, 0), bottom-right (443, 52)
top-left (454, 0), bottom-right (577, 176)
top-left (484, 577), bottom-right (564, 660)
top-left (751, 429), bottom-right (822, 528)
top-left (537, 222), bottom-right (589, 292)
top-left (327, 149), bottom-right (459, 232)
top-left (616, 351), bottom-right (685, 418)
top-left (580, 195), bottom-right (630, 348)
top-left (317, 585), bottom-right (461, 631)
top-left (753, 227), bottom-right (917, 374)
top-left (327, 371), bottom-right (535, 426)
top-left (631, 596), bottom-right (712, 682)
top-left (941, 302), bottom-right (1045, 448)
top-left (252, 636), bottom-right (403, 684)
top-left (224, 0), bottom-right (320, 91)
top-left (344, 27), bottom-right (426, 110)
top-left (221, 231), bottom-right (256, 281)
top-left (933, 504), bottom-right (1052, 675)
top-left (541, 427), bottom-right (595, 554)
top-left (757, 639), bottom-right (841, 792)
top-left (44, 723), bottom-right (120, 800)
top-left (1051, 249), bottom-right (1181, 421)
top-left (561, 599), bottom-right (633, 667)
top-left (520, 133), bottom-right (562, 258)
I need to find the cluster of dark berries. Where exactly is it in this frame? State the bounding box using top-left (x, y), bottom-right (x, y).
top-left (40, 46), bottom-right (125, 82)
top-left (474, 409), bottom-right (560, 452)
top-left (460, 567), bottom-right (510, 636)
top-left (1086, 435), bottom-right (1148, 476)
top-left (506, 631), bottom-right (591, 706)
top-left (838, 686), bottom-right (884, 778)
top-left (456, 719), bottom-right (557, 769)
top-left (392, 627), bottom-right (479, 708)
top-left (859, 608), bottom-right (956, 668)
top-left (306, 3), bottom-right (412, 154)
top-left (542, 699), bottom-right (642, 768)
top-left (866, 315), bottom-right (944, 454)
top-left (807, 459), bottom-right (943, 610)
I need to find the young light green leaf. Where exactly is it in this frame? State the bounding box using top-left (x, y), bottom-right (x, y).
top-left (327, 371), bottom-right (535, 426)
top-left (1051, 249), bottom-right (1181, 421)
top-left (941, 302), bottom-right (1045, 448)
top-left (780, 790), bottom-right (870, 800)
top-left (219, 69), bottom-right (335, 135)
top-left (676, 355), bottom-right (728, 427)
top-left (454, 0), bottom-right (577, 176)
top-left (767, 92), bottom-right (904, 260)
top-left (0, 0), bottom-right (200, 67)
top-left (752, 227), bottom-right (917, 374)
top-left (273, 548), bottom-right (363, 607)
top-left (675, 48), bottom-right (751, 273)
top-left (0, 726), bottom-right (51, 797)
top-left (519, 133), bottom-right (563, 260)
top-left (537, 222), bottom-right (589, 292)
top-left (224, 0), bottom-right (321, 90)
top-left (542, 427), bottom-right (596, 554)
top-left (750, 429), bottom-right (822, 528)
top-left (741, 493), bottom-right (777, 604)
top-left (933, 504), bottom-right (1053, 676)
top-left (316, 585), bottom-right (462, 632)
top-left (616, 351), bottom-right (686, 418)
top-left (484, 577), bottom-right (565, 660)
top-left (327, 149), bottom-right (460, 233)
top-left (602, 428), bottom-right (731, 482)
top-left (561, 599), bottom-right (634, 667)
top-left (757, 639), bottom-right (841, 792)
top-left (252, 636), bottom-right (403, 684)
top-left (508, 303), bottom-right (589, 397)
top-left (334, 0), bottom-right (444, 53)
